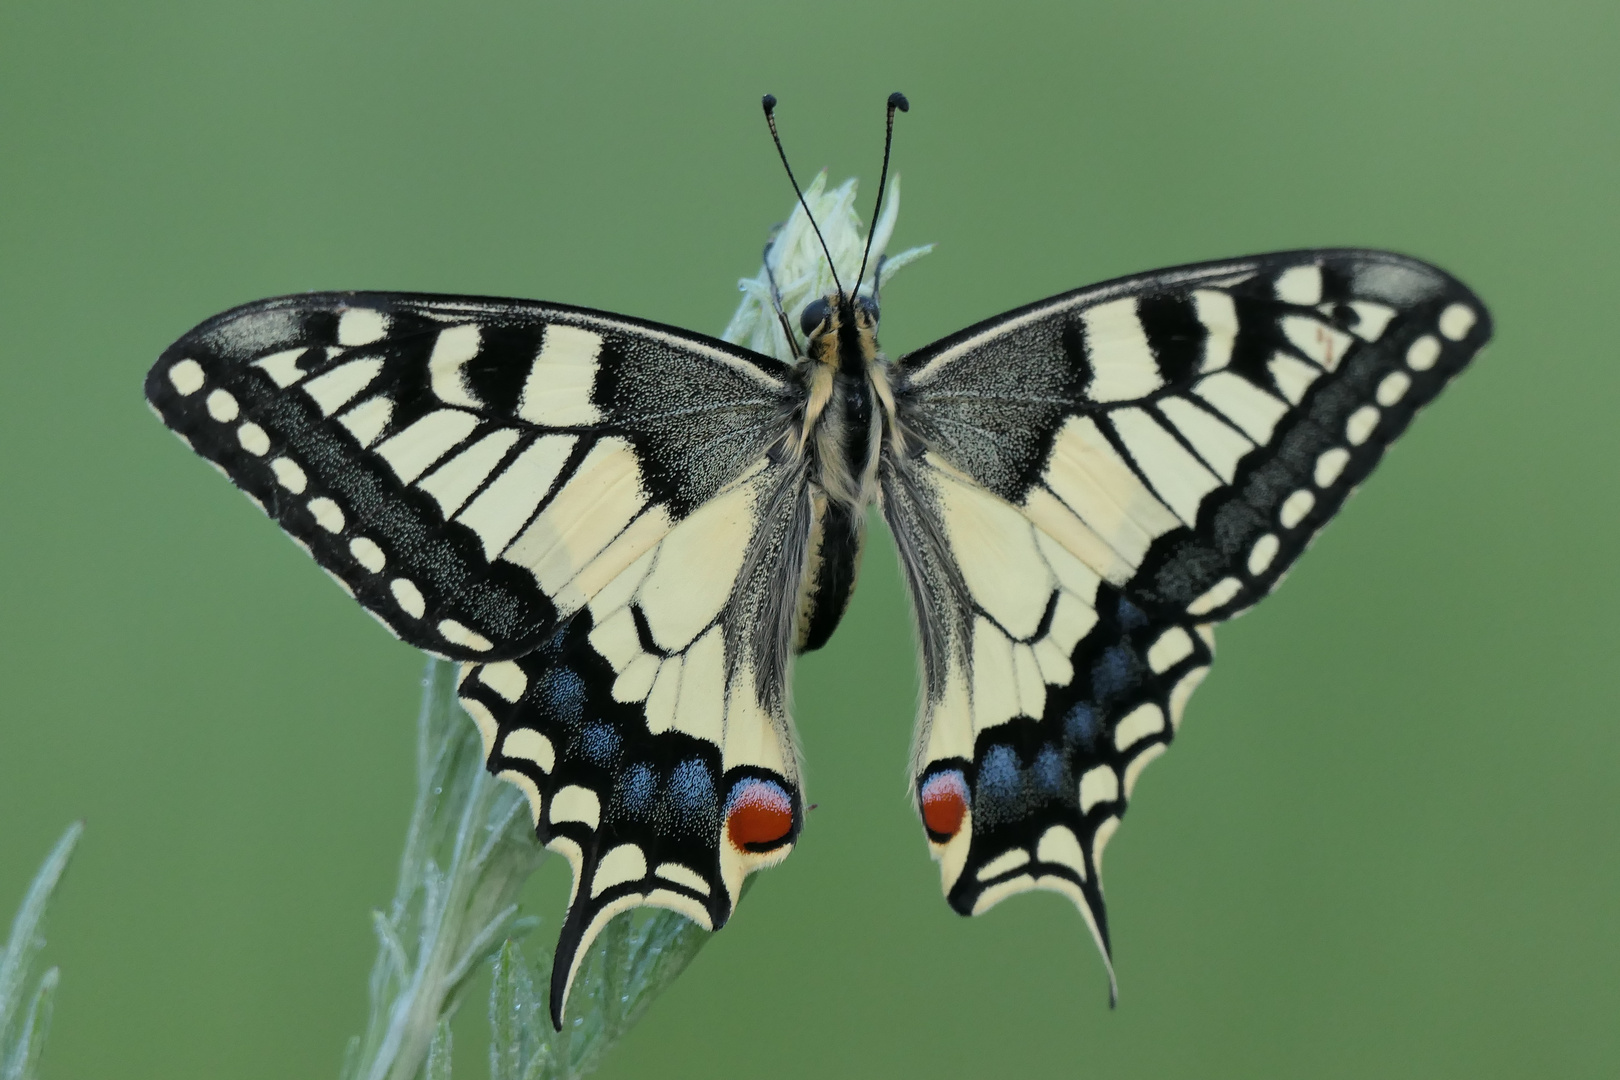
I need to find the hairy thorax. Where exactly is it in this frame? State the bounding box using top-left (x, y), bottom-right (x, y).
top-left (790, 296), bottom-right (897, 652)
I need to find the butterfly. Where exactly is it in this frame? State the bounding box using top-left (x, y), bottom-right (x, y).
top-left (144, 93), bottom-right (1490, 1027)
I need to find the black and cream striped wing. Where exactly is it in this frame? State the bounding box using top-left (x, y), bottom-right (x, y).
top-left (884, 250), bottom-right (1489, 987)
top-left (145, 292), bottom-right (809, 1025)
top-left (145, 292), bottom-right (793, 661)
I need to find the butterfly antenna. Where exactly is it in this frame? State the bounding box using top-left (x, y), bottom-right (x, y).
top-left (856, 91), bottom-right (909, 299)
top-left (762, 94), bottom-right (844, 301)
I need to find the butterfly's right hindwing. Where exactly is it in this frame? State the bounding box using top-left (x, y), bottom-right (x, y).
top-left (145, 292), bottom-right (793, 661)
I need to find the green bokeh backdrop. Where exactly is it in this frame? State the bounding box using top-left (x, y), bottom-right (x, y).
top-left (2, 2), bottom-right (1616, 1077)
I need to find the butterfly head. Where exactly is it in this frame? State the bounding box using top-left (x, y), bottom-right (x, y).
top-left (799, 292), bottom-right (881, 371)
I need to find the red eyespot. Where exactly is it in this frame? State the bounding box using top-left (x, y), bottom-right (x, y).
top-left (920, 771), bottom-right (970, 839)
top-left (725, 779), bottom-right (795, 850)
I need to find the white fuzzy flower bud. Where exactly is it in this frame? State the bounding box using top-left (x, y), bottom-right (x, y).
top-left (723, 171), bottom-right (933, 364)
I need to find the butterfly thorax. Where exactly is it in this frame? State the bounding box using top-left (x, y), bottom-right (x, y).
top-left (790, 295), bottom-right (895, 651)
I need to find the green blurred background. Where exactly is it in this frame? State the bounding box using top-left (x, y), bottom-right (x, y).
top-left (2, 1), bottom-right (1617, 1076)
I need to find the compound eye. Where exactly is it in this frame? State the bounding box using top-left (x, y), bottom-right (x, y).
top-left (860, 295), bottom-right (880, 324)
top-left (799, 297), bottom-right (831, 336)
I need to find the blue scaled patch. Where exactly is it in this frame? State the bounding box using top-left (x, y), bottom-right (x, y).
top-left (666, 759), bottom-right (719, 837)
top-left (1091, 645), bottom-right (1139, 703)
top-left (579, 721), bottom-right (621, 764)
top-left (1064, 702), bottom-right (1102, 749)
top-left (974, 743), bottom-right (1072, 829)
top-left (533, 667), bottom-right (586, 726)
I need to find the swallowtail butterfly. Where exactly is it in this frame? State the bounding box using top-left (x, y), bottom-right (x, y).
top-left (144, 93), bottom-right (1490, 1026)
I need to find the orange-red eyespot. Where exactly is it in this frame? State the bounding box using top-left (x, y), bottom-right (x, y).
top-left (725, 778), bottom-right (796, 851)
top-left (920, 770), bottom-right (970, 840)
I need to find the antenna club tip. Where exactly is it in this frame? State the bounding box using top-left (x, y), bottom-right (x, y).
top-left (888, 91), bottom-right (910, 112)
top-left (762, 93), bottom-right (778, 114)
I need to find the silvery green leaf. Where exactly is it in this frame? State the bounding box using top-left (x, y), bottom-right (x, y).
top-left (0, 822), bottom-right (80, 1080)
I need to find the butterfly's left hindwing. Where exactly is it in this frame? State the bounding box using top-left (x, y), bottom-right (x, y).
top-left (885, 250), bottom-right (1489, 986)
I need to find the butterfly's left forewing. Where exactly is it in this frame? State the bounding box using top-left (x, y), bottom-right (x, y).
top-left (884, 250), bottom-right (1489, 987)
top-left (146, 291), bottom-right (809, 1024)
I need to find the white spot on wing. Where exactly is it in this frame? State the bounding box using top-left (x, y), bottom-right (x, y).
top-left (496, 769), bottom-right (543, 825)
top-left (1376, 371), bottom-right (1411, 406)
top-left (1187, 576), bottom-right (1241, 616)
top-left (1344, 300), bottom-right (1396, 341)
top-left (1247, 533), bottom-right (1280, 576)
top-left (1314, 447), bottom-right (1350, 488)
top-left (308, 497), bottom-right (345, 533)
top-left (1279, 489), bottom-right (1315, 529)
top-left (439, 619), bottom-right (492, 651)
top-left (1406, 335), bottom-right (1441, 371)
top-left (462, 696), bottom-right (499, 756)
top-left (237, 422), bottom-right (270, 456)
top-left (1438, 303), bottom-right (1476, 341)
top-left (270, 457), bottom-right (307, 493)
top-left (390, 577), bottom-right (426, 619)
top-left (337, 308), bottom-right (389, 346)
top-left (1274, 264), bottom-right (1322, 305)
top-left (1345, 405), bottom-right (1380, 446)
top-left (206, 389), bottom-right (239, 422)
top-left (349, 536), bottom-right (386, 572)
top-left (168, 358), bottom-right (206, 395)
